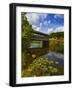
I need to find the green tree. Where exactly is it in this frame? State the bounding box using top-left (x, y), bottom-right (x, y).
top-left (21, 13), bottom-right (33, 67)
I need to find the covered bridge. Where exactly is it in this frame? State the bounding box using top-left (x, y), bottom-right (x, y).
top-left (26, 30), bottom-right (49, 64)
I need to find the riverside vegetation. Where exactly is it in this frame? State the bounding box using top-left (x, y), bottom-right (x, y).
top-left (21, 13), bottom-right (64, 77)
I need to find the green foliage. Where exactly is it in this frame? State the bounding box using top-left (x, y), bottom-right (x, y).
top-left (49, 32), bottom-right (64, 38)
top-left (21, 13), bottom-right (33, 66)
top-left (22, 57), bottom-right (62, 77)
top-left (56, 43), bottom-right (64, 53)
top-left (22, 14), bottom-right (33, 51)
top-left (49, 38), bottom-right (64, 54)
top-left (49, 32), bottom-right (64, 54)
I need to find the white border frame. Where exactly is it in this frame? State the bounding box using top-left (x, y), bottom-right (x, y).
top-left (16, 6), bottom-right (69, 84)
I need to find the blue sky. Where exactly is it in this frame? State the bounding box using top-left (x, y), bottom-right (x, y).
top-left (25, 13), bottom-right (64, 34)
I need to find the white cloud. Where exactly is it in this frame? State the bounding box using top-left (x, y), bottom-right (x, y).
top-left (40, 22), bottom-right (42, 27)
top-left (40, 14), bottom-right (47, 21)
top-left (48, 28), bottom-right (54, 34)
top-left (44, 21), bottom-right (48, 26)
top-left (32, 25), bottom-right (40, 31)
top-left (47, 26), bottom-right (64, 34)
top-left (48, 20), bottom-right (51, 24)
top-left (32, 22), bottom-right (42, 32)
top-left (54, 26), bottom-right (64, 33)
top-left (35, 27), bottom-right (40, 31)
top-left (43, 14), bottom-right (47, 18)
top-left (32, 25), bottom-right (37, 29)
top-left (54, 14), bottom-right (64, 19)
top-left (26, 13), bottom-right (39, 24)
top-left (43, 20), bottom-right (51, 26)
top-left (26, 13), bottom-right (48, 25)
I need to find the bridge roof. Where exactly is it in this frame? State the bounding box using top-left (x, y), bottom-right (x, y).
top-left (32, 30), bottom-right (49, 41)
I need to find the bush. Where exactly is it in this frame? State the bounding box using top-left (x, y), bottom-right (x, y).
top-left (49, 38), bottom-right (64, 54)
top-left (22, 57), bottom-right (61, 77)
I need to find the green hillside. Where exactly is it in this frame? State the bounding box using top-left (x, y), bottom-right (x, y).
top-left (49, 32), bottom-right (64, 38)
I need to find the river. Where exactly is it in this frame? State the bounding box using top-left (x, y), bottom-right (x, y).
top-left (41, 52), bottom-right (64, 65)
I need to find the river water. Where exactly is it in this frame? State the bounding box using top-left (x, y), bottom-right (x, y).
top-left (41, 52), bottom-right (64, 65)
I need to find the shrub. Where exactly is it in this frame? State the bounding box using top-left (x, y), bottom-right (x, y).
top-left (22, 57), bottom-right (60, 77)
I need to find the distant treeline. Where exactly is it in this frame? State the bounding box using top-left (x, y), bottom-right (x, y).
top-left (49, 32), bottom-right (64, 54)
top-left (49, 32), bottom-right (64, 38)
